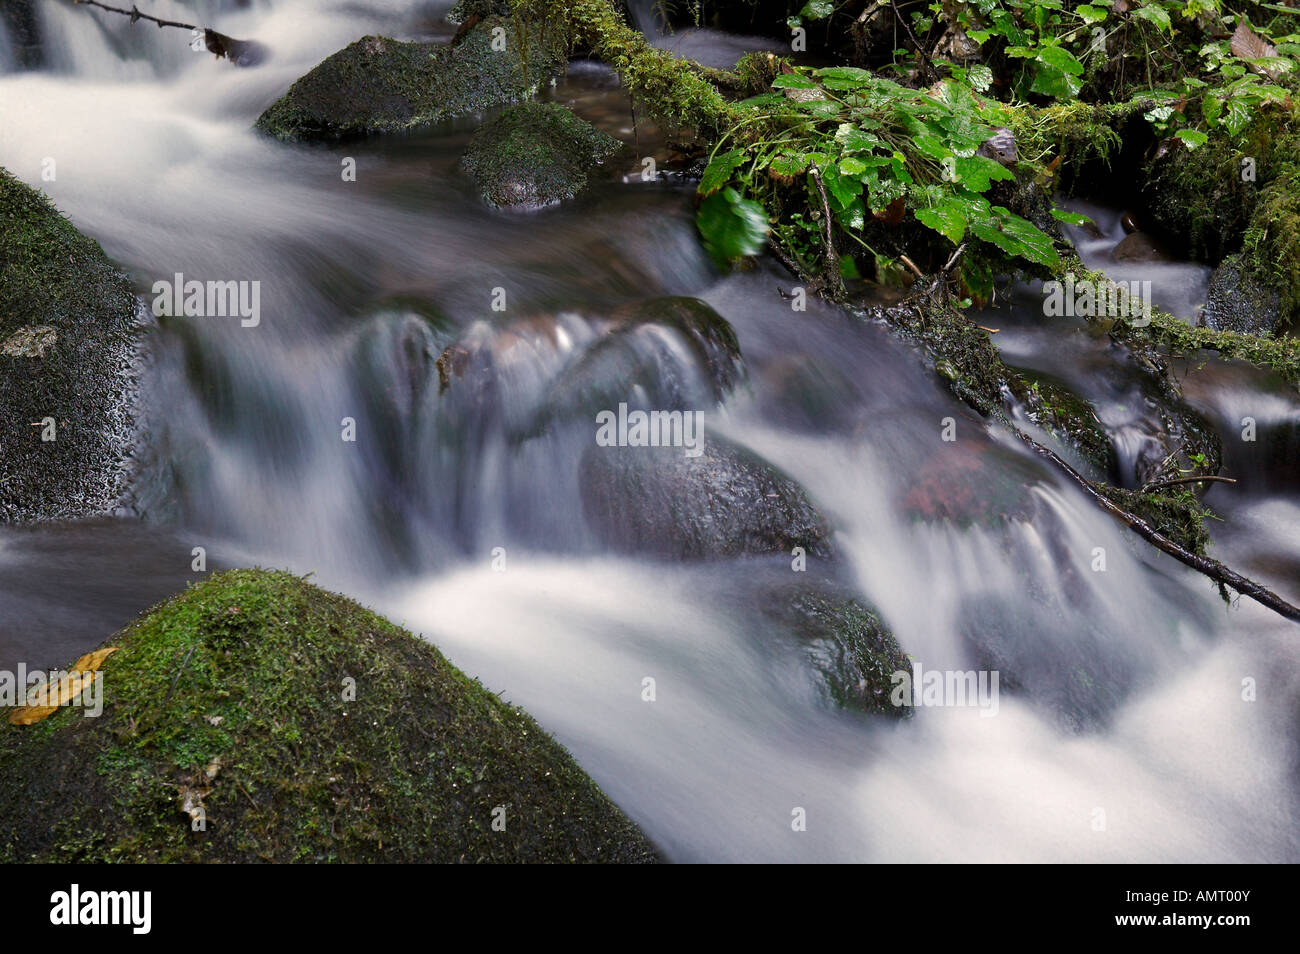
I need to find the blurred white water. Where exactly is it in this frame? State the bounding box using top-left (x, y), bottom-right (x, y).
top-left (1, 0), bottom-right (1296, 863)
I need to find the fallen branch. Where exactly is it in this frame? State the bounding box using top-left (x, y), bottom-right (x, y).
top-left (1142, 474), bottom-right (1238, 493)
top-left (70, 0), bottom-right (264, 65)
top-left (1014, 429), bottom-right (1300, 624)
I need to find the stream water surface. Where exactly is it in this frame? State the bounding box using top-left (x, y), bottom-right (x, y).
top-left (1, 0), bottom-right (1296, 862)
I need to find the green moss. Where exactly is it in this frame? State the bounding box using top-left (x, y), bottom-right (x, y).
top-left (1097, 484), bottom-right (1212, 556)
top-left (0, 569), bottom-right (659, 863)
top-left (513, 0), bottom-right (738, 134)
top-left (763, 586), bottom-right (910, 716)
top-left (254, 19), bottom-right (566, 141)
top-left (0, 168), bottom-right (140, 523)
top-left (462, 102), bottom-right (620, 207)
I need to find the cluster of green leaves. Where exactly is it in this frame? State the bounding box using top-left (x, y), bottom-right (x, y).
top-left (1139, 10), bottom-right (1299, 147)
top-left (696, 65), bottom-right (1063, 279)
top-left (914, 0), bottom-right (1298, 144)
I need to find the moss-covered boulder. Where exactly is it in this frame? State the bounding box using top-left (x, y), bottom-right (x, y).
top-left (758, 582), bottom-right (909, 716)
top-left (580, 438), bottom-right (832, 560)
top-left (0, 169), bottom-right (142, 523)
top-left (462, 102), bottom-right (620, 208)
top-left (254, 19), bottom-right (566, 141)
top-left (1203, 252), bottom-right (1282, 337)
top-left (0, 570), bottom-right (659, 863)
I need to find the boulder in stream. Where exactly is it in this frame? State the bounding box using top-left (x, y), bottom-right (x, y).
top-left (462, 102), bottom-right (621, 209)
top-left (1203, 253), bottom-right (1282, 337)
top-left (0, 570), bottom-right (660, 863)
top-left (580, 437), bottom-right (832, 561)
top-left (0, 169), bottom-right (143, 523)
top-left (255, 18), bottom-right (566, 141)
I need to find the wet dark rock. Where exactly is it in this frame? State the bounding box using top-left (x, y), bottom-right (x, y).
top-left (758, 581), bottom-right (909, 716)
top-left (579, 438), bottom-right (832, 561)
top-left (462, 102), bottom-right (620, 209)
top-left (0, 0), bottom-right (40, 69)
top-left (0, 169), bottom-right (143, 523)
top-left (1203, 253), bottom-right (1282, 337)
top-left (254, 18), bottom-right (565, 141)
top-left (1112, 230), bottom-right (1173, 264)
top-left (435, 297), bottom-right (744, 440)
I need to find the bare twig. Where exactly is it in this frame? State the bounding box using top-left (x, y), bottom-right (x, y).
top-left (890, 0), bottom-right (940, 82)
top-left (1015, 430), bottom-right (1300, 624)
top-left (74, 0), bottom-right (196, 31)
top-left (1142, 474), bottom-right (1239, 493)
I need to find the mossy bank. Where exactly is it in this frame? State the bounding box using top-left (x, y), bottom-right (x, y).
top-left (0, 169), bottom-right (143, 523)
top-left (0, 570), bottom-right (659, 863)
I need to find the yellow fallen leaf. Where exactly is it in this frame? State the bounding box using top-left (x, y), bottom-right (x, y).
top-left (6, 646), bottom-right (118, 726)
top-left (70, 646), bottom-right (119, 673)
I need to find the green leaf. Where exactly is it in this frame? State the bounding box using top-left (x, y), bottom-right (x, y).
top-left (954, 154), bottom-right (1016, 192)
top-left (839, 157), bottom-right (869, 176)
top-left (1224, 99), bottom-right (1253, 135)
top-left (1075, 5), bottom-right (1107, 24)
top-left (699, 148), bottom-right (746, 197)
top-left (1037, 45), bottom-right (1084, 75)
top-left (1201, 93), bottom-right (1222, 127)
top-left (772, 72), bottom-right (819, 90)
top-left (1030, 63), bottom-right (1083, 99)
top-left (769, 151), bottom-right (811, 178)
top-left (820, 166), bottom-right (863, 210)
top-left (1050, 208), bottom-right (1094, 226)
top-left (915, 202), bottom-right (968, 244)
top-left (1174, 128), bottom-right (1209, 150)
top-left (969, 209), bottom-right (1059, 267)
top-left (967, 64), bottom-right (994, 92)
top-left (697, 188), bottom-right (769, 263)
top-left (1132, 5), bottom-right (1172, 33)
top-left (815, 66), bottom-right (876, 89)
top-left (801, 0), bottom-right (834, 19)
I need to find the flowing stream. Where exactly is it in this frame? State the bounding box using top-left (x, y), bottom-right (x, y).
top-left (1, 0), bottom-right (1296, 862)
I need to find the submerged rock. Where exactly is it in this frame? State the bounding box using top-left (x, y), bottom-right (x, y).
top-left (580, 438), bottom-right (832, 561)
top-left (1203, 253), bottom-right (1282, 337)
top-left (0, 168), bottom-right (143, 523)
top-left (0, 570), bottom-right (660, 863)
top-left (758, 582), bottom-right (909, 716)
top-left (255, 18), bottom-right (565, 141)
top-left (462, 102), bottom-right (620, 208)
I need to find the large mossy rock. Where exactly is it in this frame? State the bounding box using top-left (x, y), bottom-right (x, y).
top-left (254, 19), bottom-right (566, 141)
top-left (0, 169), bottom-right (142, 523)
top-left (462, 102), bottom-right (620, 208)
top-left (0, 570), bottom-right (659, 863)
top-left (580, 438), bottom-right (832, 560)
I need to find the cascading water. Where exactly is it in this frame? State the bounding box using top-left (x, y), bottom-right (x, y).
top-left (1, 0), bottom-right (1296, 862)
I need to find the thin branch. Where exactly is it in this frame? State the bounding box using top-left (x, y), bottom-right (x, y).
top-left (890, 0), bottom-right (940, 83)
top-left (1142, 475), bottom-right (1239, 493)
top-left (1014, 430), bottom-right (1300, 625)
top-left (74, 0), bottom-right (196, 31)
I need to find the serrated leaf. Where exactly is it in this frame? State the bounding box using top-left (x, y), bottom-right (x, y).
top-left (1076, 4), bottom-right (1107, 24)
top-left (1133, 5), bottom-right (1172, 33)
top-left (954, 154), bottom-right (1016, 192)
top-left (801, 0), bottom-right (834, 19)
top-left (772, 72), bottom-right (819, 90)
top-left (1174, 128), bottom-right (1209, 149)
top-left (1224, 98), bottom-right (1253, 135)
top-left (815, 66), bottom-right (875, 89)
top-left (916, 202), bottom-right (968, 244)
top-left (967, 64), bottom-right (994, 92)
top-left (1029, 63), bottom-right (1083, 99)
top-left (1202, 92), bottom-right (1222, 126)
top-left (699, 148), bottom-right (746, 197)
